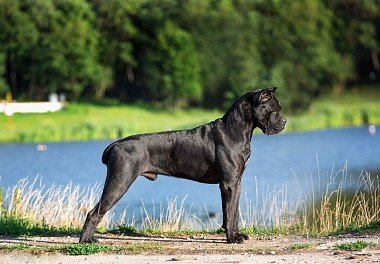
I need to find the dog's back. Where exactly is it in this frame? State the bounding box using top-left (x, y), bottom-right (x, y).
top-left (102, 121), bottom-right (222, 183)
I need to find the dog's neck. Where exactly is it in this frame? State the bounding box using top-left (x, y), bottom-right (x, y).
top-left (221, 93), bottom-right (258, 142)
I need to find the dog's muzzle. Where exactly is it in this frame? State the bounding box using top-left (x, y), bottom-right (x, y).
top-left (264, 113), bottom-right (286, 135)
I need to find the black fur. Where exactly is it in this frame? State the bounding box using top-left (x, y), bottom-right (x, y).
top-left (80, 87), bottom-right (286, 244)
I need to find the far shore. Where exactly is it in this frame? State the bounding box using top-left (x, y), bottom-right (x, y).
top-left (1, 87), bottom-right (380, 143)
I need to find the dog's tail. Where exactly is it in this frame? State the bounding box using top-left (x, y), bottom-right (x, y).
top-left (102, 142), bottom-right (117, 164)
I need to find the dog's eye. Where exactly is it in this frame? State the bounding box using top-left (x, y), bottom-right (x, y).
top-left (268, 111), bottom-right (278, 118)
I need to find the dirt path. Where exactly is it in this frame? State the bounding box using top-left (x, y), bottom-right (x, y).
top-left (2, 251), bottom-right (379, 264)
top-left (1, 232), bottom-right (379, 264)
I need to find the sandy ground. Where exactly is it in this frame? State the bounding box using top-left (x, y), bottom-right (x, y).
top-left (1, 251), bottom-right (380, 264)
top-left (0, 232), bottom-right (379, 264)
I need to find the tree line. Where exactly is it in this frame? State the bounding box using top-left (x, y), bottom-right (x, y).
top-left (0, 0), bottom-right (379, 110)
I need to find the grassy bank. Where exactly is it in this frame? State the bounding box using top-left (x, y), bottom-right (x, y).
top-left (0, 242), bottom-right (165, 255)
top-left (0, 102), bottom-right (221, 143)
top-left (285, 86), bottom-right (380, 132)
top-left (1, 166), bottom-right (379, 238)
top-left (1, 86), bottom-right (380, 143)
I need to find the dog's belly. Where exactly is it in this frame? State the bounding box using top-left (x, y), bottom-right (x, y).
top-left (144, 154), bottom-right (220, 184)
top-left (143, 141), bottom-right (220, 183)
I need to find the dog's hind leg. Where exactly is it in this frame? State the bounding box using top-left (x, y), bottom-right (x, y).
top-left (79, 152), bottom-right (138, 243)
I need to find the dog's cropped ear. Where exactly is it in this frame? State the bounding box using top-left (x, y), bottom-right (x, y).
top-left (258, 87), bottom-right (276, 104)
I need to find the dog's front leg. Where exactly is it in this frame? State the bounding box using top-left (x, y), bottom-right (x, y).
top-left (219, 180), bottom-right (249, 243)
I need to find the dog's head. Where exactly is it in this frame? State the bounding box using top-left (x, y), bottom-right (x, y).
top-left (253, 87), bottom-right (286, 135)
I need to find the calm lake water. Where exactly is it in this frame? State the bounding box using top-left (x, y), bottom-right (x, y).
top-left (0, 126), bottom-right (379, 221)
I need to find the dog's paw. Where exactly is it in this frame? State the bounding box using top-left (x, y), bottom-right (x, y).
top-left (227, 234), bottom-right (248, 244)
top-left (79, 236), bottom-right (99, 244)
top-left (240, 233), bottom-right (249, 240)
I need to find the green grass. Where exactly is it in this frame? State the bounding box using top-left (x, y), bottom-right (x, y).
top-left (331, 220), bottom-right (380, 235)
top-left (0, 102), bottom-right (221, 143)
top-left (112, 224), bottom-right (139, 236)
top-left (124, 243), bottom-right (165, 253)
top-left (0, 244), bottom-right (31, 251)
top-left (239, 226), bottom-right (288, 236)
top-left (284, 86), bottom-right (380, 132)
top-left (1, 86), bottom-right (379, 143)
top-left (0, 214), bottom-right (289, 239)
top-left (113, 225), bottom-right (288, 237)
top-left (0, 242), bottom-right (164, 255)
top-left (285, 243), bottom-right (313, 250)
top-left (60, 243), bottom-right (120, 255)
top-left (0, 215), bottom-right (80, 237)
top-left (334, 240), bottom-right (375, 251)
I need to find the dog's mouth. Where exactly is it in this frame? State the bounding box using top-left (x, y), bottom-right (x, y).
top-left (260, 124), bottom-right (278, 135)
top-left (266, 129), bottom-right (280, 135)
top-left (263, 122), bottom-right (286, 135)
top-left (258, 123), bottom-right (268, 135)
top-left (259, 118), bottom-right (286, 135)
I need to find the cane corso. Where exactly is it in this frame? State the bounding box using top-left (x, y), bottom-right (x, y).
top-left (80, 87), bottom-right (286, 244)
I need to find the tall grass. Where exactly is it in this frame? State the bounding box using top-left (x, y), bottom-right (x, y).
top-left (139, 195), bottom-right (199, 232)
top-left (238, 177), bottom-right (301, 229)
top-left (0, 165), bottom-right (379, 235)
top-left (297, 165), bottom-right (380, 234)
top-left (1, 177), bottom-right (112, 228)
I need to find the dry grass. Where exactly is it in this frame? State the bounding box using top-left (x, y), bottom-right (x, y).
top-left (0, 164), bottom-right (379, 235)
top-left (239, 177), bottom-right (300, 229)
top-left (297, 164), bottom-right (380, 234)
top-left (138, 195), bottom-right (198, 231)
top-left (1, 177), bottom-right (112, 228)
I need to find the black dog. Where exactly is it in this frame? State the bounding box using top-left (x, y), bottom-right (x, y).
top-left (80, 87), bottom-right (286, 243)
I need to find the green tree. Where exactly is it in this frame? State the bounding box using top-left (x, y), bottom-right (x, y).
top-left (325, 0), bottom-right (380, 95)
top-left (89, 0), bottom-right (139, 100)
top-left (25, 0), bottom-right (104, 100)
top-left (0, 0), bottom-right (378, 109)
top-left (225, 2), bottom-right (266, 106)
top-left (0, 0), bottom-right (38, 98)
top-left (0, 52), bottom-right (7, 98)
top-left (142, 21), bottom-right (202, 108)
top-left (177, 0), bottom-right (266, 107)
top-left (253, 0), bottom-right (340, 109)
